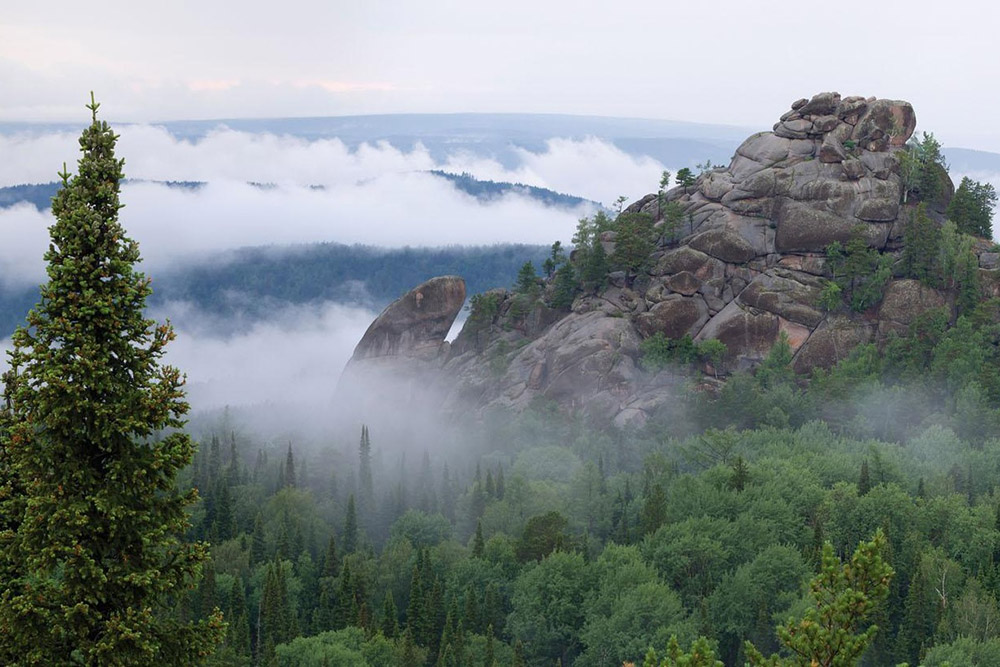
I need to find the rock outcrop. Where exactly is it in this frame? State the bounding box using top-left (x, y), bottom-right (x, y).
top-left (341, 93), bottom-right (994, 427)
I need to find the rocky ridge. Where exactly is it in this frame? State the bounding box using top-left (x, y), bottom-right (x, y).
top-left (342, 93), bottom-right (1000, 427)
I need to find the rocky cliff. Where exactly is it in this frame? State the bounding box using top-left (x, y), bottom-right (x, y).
top-left (341, 93), bottom-right (1000, 427)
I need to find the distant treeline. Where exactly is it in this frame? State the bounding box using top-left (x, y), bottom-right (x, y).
top-left (0, 180), bottom-right (205, 210)
top-left (0, 242), bottom-right (550, 336)
top-left (429, 170), bottom-right (599, 209)
top-left (0, 172), bottom-right (596, 212)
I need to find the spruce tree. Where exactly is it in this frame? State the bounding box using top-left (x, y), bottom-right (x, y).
top-left (859, 460), bottom-right (872, 496)
top-left (359, 425), bottom-right (374, 511)
top-left (343, 494), bottom-right (359, 554)
top-left (0, 95), bottom-right (223, 664)
top-left (472, 520), bottom-right (485, 558)
top-left (284, 443), bottom-right (296, 488)
top-left (382, 591), bottom-right (399, 638)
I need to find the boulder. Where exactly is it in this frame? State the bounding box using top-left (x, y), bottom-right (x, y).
top-left (775, 200), bottom-right (890, 252)
top-left (878, 279), bottom-right (949, 328)
top-left (737, 270), bottom-right (826, 327)
top-left (689, 227), bottom-right (758, 263)
top-left (792, 317), bottom-right (874, 372)
top-left (695, 300), bottom-right (781, 368)
top-left (350, 276), bottom-right (466, 361)
top-left (635, 294), bottom-right (710, 339)
top-left (798, 91), bottom-right (841, 116)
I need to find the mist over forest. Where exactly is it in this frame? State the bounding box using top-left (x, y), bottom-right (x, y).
top-left (7, 104), bottom-right (1000, 667)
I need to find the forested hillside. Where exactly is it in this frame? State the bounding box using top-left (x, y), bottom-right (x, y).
top-left (189, 324), bottom-right (1000, 665)
top-left (0, 243), bottom-right (550, 337)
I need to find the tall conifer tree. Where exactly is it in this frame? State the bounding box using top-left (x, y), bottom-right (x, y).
top-left (0, 95), bottom-right (222, 664)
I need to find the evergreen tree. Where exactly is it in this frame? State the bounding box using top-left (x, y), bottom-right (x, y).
top-left (343, 494), bottom-right (359, 554)
top-left (728, 456), bottom-right (750, 493)
top-left (321, 535), bottom-right (340, 578)
top-left (676, 167), bottom-right (697, 192)
top-left (472, 520), bottom-right (485, 558)
top-left (612, 212), bottom-right (656, 285)
top-left (859, 460), bottom-right (872, 496)
top-left (334, 561), bottom-right (356, 630)
top-left (463, 585), bottom-right (481, 633)
top-left (208, 434), bottom-right (222, 488)
top-left (902, 204), bottom-right (942, 285)
top-left (284, 443), bottom-right (296, 488)
top-left (512, 639), bottom-right (527, 667)
top-left (639, 481), bottom-right (668, 535)
top-left (407, 564), bottom-right (426, 644)
top-left (226, 432), bottom-right (241, 487)
top-left (251, 512), bottom-right (267, 564)
top-left (745, 531), bottom-right (894, 666)
top-left (948, 176), bottom-right (998, 238)
top-left (227, 578), bottom-right (251, 661)
top-left (359, 425), bottom-right (374, 511)
top-left (382, 591), bottom-right (399, 638)
top-left (483, 583), bottom-right (503, 636)
top-left (400, 628), bottom-right (420, 667)
top-left (0, 94), bottom-right (223, 664)
top-left (514, 261), bottom-right (539, 295)
top-left (484, 626), bottom-right (496, 666)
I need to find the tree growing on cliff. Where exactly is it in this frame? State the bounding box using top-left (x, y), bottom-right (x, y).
top-left (612, 212), bottom-right (656, 286)
top-left (676, 167), bottom-right (696, 193)
top-left (948, 176), bottom-right (997, 238)
top-left (0, 96), bottom-right (223, 663)
top-left (825, 229), bottom-right (892, 312)
top-left (900, 132), bottom-right (948, 205)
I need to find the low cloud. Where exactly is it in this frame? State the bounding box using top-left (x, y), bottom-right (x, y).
top-left (1, 299), bottom-right (379, 423)
top-left (0, 175), bottom-right (586, 288)
top-left (0, 127), bottom-right (669, 288)
top-left (0, 124), bottom-right (666, 204)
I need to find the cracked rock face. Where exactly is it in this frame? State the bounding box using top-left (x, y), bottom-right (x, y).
top-left (342, 93), bottom-right (973, 427)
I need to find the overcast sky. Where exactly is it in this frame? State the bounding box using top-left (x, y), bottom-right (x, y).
top-left (3, 0), bottom-right (1000, 150)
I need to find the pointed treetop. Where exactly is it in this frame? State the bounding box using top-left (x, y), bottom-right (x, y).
top-left (87, 91), bottom-right (100, 121)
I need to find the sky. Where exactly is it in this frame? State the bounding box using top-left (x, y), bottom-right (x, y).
top-left (3, 0), bottom-right (1000, 151)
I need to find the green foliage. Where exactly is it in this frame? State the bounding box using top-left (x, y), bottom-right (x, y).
top-left (612, 212), bottom-right (657, 283)
top-left (676, 168), bottom-right (696, 192)
top-left (948, 176), bottom-right (998, 238)
top-left (755, 332), bottom-right (795, 389)
top-left (745, 530), bottom-right (894, 666)
top-left (549, 263), bottom-right (579, 310)
top-left (514, 261), bottom-right (539, 295)
top-left (900, 131), bottom-right (949, 205)
top-left (642, 636), bottom-right (723, 666)
top-left (572, 212), bottom-right (613, 291)
top-left (816, 281), bottom-right (843, 312)
top-left (0, 96), bottom-right (223, 664)
top-left (902, 203), bottom-right (942, 285)
top-left (508, 551), bottom-right (592, 665)
top-left (640, 333), bottom-right (727, 372)
top-left (661, 201), bottom-right (686, 243)
top-left (467, 292), bottom-right (501, 328)
top-left (542, 240), bottom-right (566, 278)
top-left (516, 511), bottom-right (570, 562)
top-left (825, 229), bottom-right (892, 311)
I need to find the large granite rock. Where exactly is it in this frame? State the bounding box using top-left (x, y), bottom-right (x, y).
top-left (341, 93), bottom-right (989, 426)
top-left (350, 276), bottom-right (466, 362)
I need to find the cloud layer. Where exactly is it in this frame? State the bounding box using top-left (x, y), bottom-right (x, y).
top-left (0, 126), bottom-right (669, 286)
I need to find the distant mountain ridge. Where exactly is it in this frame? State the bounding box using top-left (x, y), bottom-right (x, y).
top-left (4, 113), bottom-right (996, 175)
top-left (0, 172), bottom-right (600, 212)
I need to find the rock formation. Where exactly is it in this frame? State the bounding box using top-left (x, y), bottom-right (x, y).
top-left (341, 93), bottom-right (999, 427)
